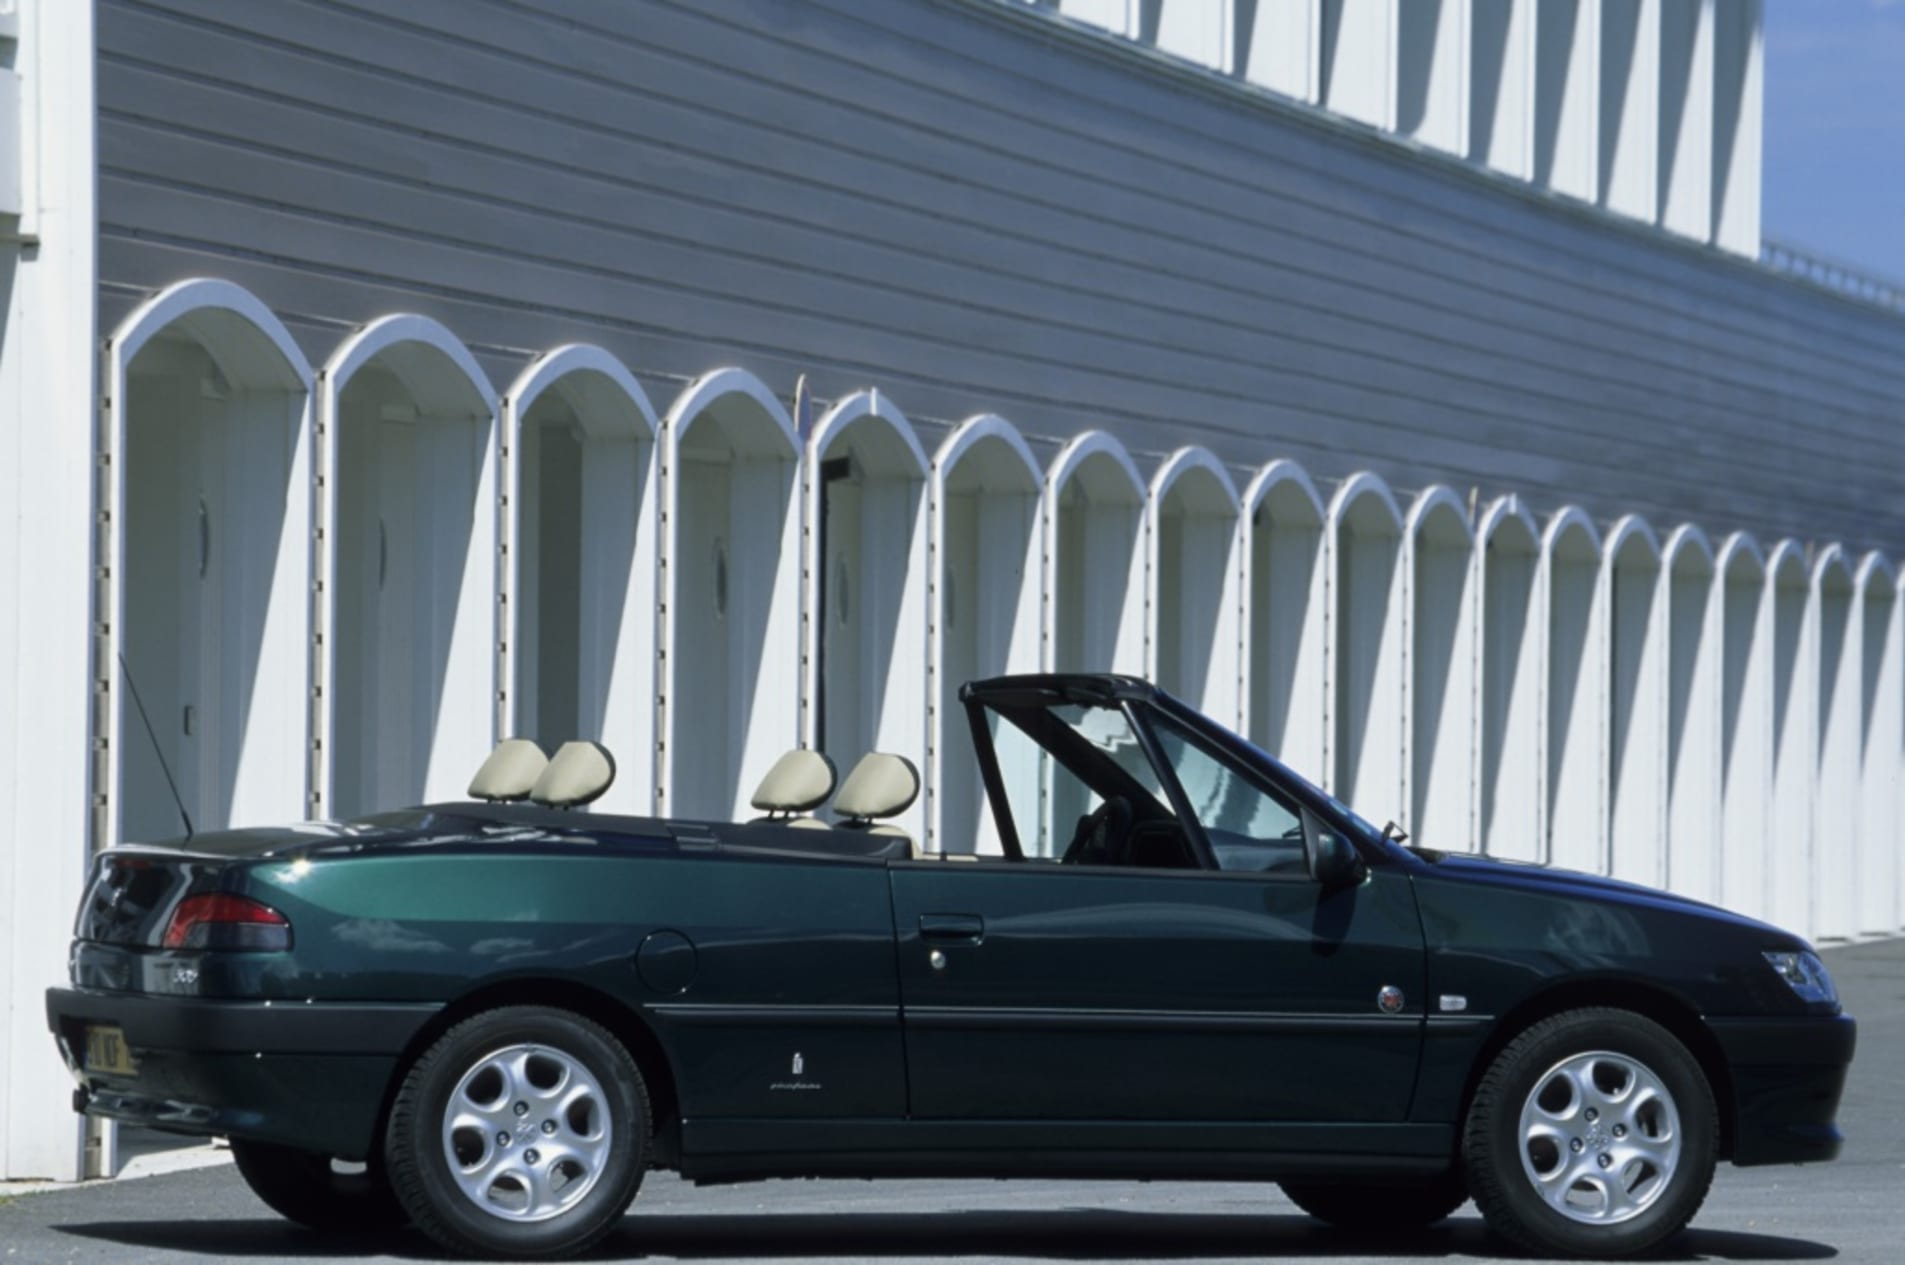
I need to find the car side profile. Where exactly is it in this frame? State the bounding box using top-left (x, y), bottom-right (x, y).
top-left (48, 674), bottom-right (1853, 1259)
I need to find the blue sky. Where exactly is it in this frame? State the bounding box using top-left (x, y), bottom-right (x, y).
top-left (1762, 0), bottom-right (1905, 279)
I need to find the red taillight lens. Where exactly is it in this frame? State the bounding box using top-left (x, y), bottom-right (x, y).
top-left (161, 894), bottom-right (292, 951)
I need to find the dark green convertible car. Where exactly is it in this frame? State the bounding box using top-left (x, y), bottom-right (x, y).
top-left (48, 674), bottom-right (1852, 1259)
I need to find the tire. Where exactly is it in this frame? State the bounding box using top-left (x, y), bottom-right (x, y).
top-left (229, 1138), bottom-right (406, 1232)
top-left (1280, 1168), bottom-right (1469, 1227)
top-left (385, 1006), bottom-right (649, 1259)
top-left (1463, 1008), bottom-right (1718, 1259)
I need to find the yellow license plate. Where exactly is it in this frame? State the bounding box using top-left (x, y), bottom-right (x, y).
top-left (83, 1025), bottom-right (137, 1076)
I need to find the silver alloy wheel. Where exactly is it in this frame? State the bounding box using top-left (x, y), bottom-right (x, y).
top-left (1516, 1049), bottom-right (1681, 1225)
top-left (441, 1043), bottom-right (612, 1222)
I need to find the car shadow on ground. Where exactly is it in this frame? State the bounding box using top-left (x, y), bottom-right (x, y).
top-left (53, 1210), bottom-right (1837, 1262)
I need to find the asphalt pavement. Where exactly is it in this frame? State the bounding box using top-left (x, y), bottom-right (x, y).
top-left (3, 938), bottom-right (1901, 1264)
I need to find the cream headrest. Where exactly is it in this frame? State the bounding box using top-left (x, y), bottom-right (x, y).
top-left (749, 749), bottom-right (837, 814)
top-left (468, 739), bottom-right (549, 802)
top-left (529, 741), bottom-right (616, 808)
top-left (834, 753), bottom-right (920, 822)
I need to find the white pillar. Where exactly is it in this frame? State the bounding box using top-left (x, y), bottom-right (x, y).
top-left (1710, 0), bottom-right (1762, 254)
top-left (1321, 0), bottom-right (1397, 129)
top-left (1657, 0), bottom-right (1713, 240)
top-left (1478, 498), bottom-right (1543, 862)
top-left (1606, 518), bottom-right (1666, 888)
top-left (1599, 0), bottom-right (1659, 221)
top-left (1535, 0), bottom-right (1600, 201)
top-left (1325, 474), bottom-right (1405, 816)
top-left (1857, 560), bottom-right (1899, 937)
top-left (1717, 538), bottom-right (1772, 923)
top-left (1241, 461), bottom-right (1329, 785)
top-left (1543, 510), bottom-right (1607, 875)
top-left (1396, 0), bottom-right (1467, 155)
top-left (1470, 0), bottom-right (1533, 178)
top-left (1766, 545), bottom-right (1815, 940)
top-left (0, 0), bottom-right (95, 1182)
top-left (1150, 0), bottom-right (1230, 70)
top-left (1240, 0), bottom-right (1320, 102)
top-left (1403, 487), bottom-right (1477, 850)
top-left (1663, 528), bottom-right (1720, 903)
top-left (1812, 551), bottom-right (1859, 940)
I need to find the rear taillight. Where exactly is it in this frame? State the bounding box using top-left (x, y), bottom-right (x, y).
top-left (161, 894), bottom-right (292, 952)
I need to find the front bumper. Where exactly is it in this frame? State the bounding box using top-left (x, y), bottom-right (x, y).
top-left (1709, 1012), bottom-right (1856, 1167)
top-left (47, 987), bottom-right (440, 1160)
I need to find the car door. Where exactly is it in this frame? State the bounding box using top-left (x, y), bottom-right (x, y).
top-left (890, 690), bottom-right (1426, 1125)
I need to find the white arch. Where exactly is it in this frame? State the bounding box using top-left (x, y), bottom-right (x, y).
top-left (1542, 506), bottom-right (1607, 876)
top-left (802, 389), bottom-right (930, 836)
top-left (1242, 458), bottom-right (1327, 527)
top-left (1241, 460), bottom-right (1329, 781)
top-left (931, 415), bottom-right (1043, 854)
top-left (1715, 532), bottom-right (1771, 922)
top-left (1046, 429), bottom-right (1147, 506)
top-left (102, 279), bottom-right (316, 848)
top-left (318, 315), bottom-right (499, 818)
top-left (1326, 471), bottom-right (1406, 812)
top-left (506, 344), bottom-right (659, 441)
top-left (1147, 448), bottom-right (1243, 726)
top-left (1762, 539), bottom-right (1817, 937)
top-left (666, 366), bottom-right (800, 460)
top-left (1811, 545), bottom-right (1860, 940)
top-left (1605, 514), bottom-right (1666, 888)
top-left (1402, 486), bottom-right (1476, 849)
top-left (1661, 525), bottom-right (1721, 902)
top-left (1854, 552), bottom-right (1901, 936)
top-left (502, 346), bottom-right (660, 814)
top-left (1476, 495), bottom-right (1542, 862)
top-left (324, 314), bottom-right (496, 416)
top-left (658, 368), bottom-right (802, 821)
top-left (1043, 431), bottom-right (1147, 679)
top-left (1716, 531), bottom-right (1766, 578)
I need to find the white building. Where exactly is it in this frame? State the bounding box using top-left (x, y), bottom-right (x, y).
top-left (3, 0), bottom-right (1901, 1180)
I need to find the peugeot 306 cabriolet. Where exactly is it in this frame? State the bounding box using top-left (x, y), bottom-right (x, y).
top-left (48, 674), bottom-right (1852, 1259)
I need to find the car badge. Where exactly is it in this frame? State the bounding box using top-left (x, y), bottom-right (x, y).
top-left (1439, 994), bottom-right (1468, 1012)
top-left (790, 1052), bottom-right (804, 1076)
top-left (1377, 985), bottom-right (1406, 1014)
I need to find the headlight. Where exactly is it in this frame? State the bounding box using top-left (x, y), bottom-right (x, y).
top-left (1763, 950), bottom-right (1838, 1006)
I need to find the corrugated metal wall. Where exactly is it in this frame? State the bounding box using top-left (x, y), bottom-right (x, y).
top-left (96, 0), bottom-right (1905, 555)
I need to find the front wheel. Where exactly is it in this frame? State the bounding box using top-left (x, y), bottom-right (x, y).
top-left (385, 1006), bottom-right (649, 1258)
top-left (1280, 1168), bottom-right (1468, 1227)
top-left (1463, 1008), bottom-right (1718, 1258)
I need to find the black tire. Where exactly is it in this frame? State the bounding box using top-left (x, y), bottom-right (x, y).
top-left (385, 1006), bottom-right (649, 1259)
top-left (1280, 1168), bottom-right (1468, 1227)
top-left (1463, 1008), bottom-right (1718, 1259)
top-left (229, 1138), bottom-right (406, 1232)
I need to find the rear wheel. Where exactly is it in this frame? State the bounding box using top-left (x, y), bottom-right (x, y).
top-left (1464, 1008), bottom-right (1718, 1258)
top-left (1280, 1169), bottom-right (1468, 1227)
top-left (229, 1138), bottom-right (405, 1232)
top-left (385, 1006), bottom-right (648, 1259)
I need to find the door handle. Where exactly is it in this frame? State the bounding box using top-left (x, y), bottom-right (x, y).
top-left (918, 913), bottom-right (985, 944)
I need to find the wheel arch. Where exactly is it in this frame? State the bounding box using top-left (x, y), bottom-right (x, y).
top-left (375, 979), bottom-right (685, 1168)
top-left (1458, 981), bottom-right (1738, 1161)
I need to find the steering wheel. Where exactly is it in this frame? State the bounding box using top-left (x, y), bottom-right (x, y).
top-left (1062, 796), bottom-right (1133, 866)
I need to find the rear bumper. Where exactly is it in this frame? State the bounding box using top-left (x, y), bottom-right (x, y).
top-left (47, 987), bottom-right (439, 1160)
top-left (1709, 1012), bottom-right (1856, 1167)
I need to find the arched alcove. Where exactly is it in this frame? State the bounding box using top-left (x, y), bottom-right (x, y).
top-left (1606, 516), bottom-right (1665, 888)
top-left (1148, 449), bottom-right (1243, 727)
top-left (1766, 543), bottom-right (1815, 938)
top-left (1241, 461), bottom-right (1327, 784)
top-left (1326, 473), bottom-right (1405, 820)
top-left (1478, 496), bottom-right (1541, 861)
top-left (1663, 526), bottom-right (1720, 902)
top-left (1716, 534), bottom-right (1771, 922)
top-left (504, 346), bottom-right (658, 814)
top-left (806, 390), bottom-right (929, 837)
top-left (1812, 547), bottom-right (1859, 940)
top-left (1043, 432), bottom-right (1145, 678)
top-left (106, 280), bottom-right (313, 844)
top-left (932, 416), bottom-right (1042, 855)
top-left (1405, 486), bottom-right (1475, 850)
top-left (322, 316), bottom-right (497, 819)
top-left (1543, 509), bottom-right (1605, 875)
top-left (1856, 554), bottom-right (1899, 937)
top-left (661, 369), bottom-right (801, 823)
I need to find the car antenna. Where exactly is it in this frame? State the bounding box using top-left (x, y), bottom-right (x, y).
top-left (117, 652), bottom-right (194, 840)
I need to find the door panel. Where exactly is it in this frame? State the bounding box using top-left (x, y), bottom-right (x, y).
top-left (889, 862), bottom-right (1425, 1122)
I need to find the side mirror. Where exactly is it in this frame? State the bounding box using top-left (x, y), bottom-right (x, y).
top-left (1312, 827), bottom-right (1369, 889)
